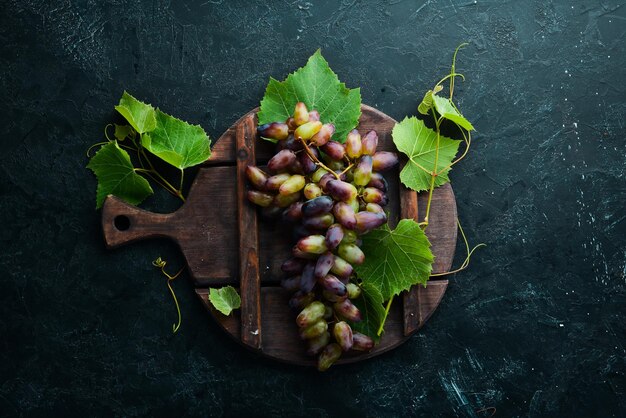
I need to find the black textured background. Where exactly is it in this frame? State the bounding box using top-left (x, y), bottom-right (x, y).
top-left (1, 0), bottom-right (625, 416)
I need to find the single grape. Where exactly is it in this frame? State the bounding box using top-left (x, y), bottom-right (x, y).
top-left (303, 183), bottom-right (323, 200)
top-left (321, 140), bottom-right (345, 160)
top-left (279, 175), bottom-right (306, 195)
top-left (281, 257), bottom-right (306, 275)
top-left (367, 172), bottom-right (388, 191)
top-left (303, 213), bottom-right (334, 230)
top-left (352, 332), bottom-right (374, 351)
top-left (294, 121), bottom-right (322, 140)
top-left (330, 255), bottom-right (353, 280)
top-left (333, 321), bottom-right (354, 351)
top-left (322, 289), bottom-right (348, 303)
top-left (365, 202), bottom-right (384, 214)
top-left (310, 123), bottom-right (335, 146)
top-left (346, 283), bottom-right (361, 299)
top-left (296, 301), bottom-right (326, 328)
top-left (300, 261), bottom-right (317, 293)
top-left (362, 187), bottom-right (388, 205)
top-left (334, 299), bottom-right (362, 322)
top-left (325, 180), bottom-right (358, 202)
top-left (258, 122), bottom-right (289, 141)
top-left (319, 274), bottom-right (347, 296)
top-left (311, 167), bottom-right (329, 182)
top-left (283, 201), bottom-right (303, 222)
top-left (298, 151), bottom-right (317, 174)
top-left (372, 151), bottom-right (399, 171)
top-left (245, 166), bottom-right (268, 190)
top-left (361, 130), bottom-right (378, 155)
top-left (247, 190), bottom-right (274, 207)
top-left (268, 149), bottom-right (297, 172)
top-left (300, 319), bottom-right (328, 340)
top-left (333, 202), bottom-right (357, 230)
top-left (314, 251), bottom-right (335, 279)
top-left (307, 332), bottom-right (330, 356)
top-left (337, 243), bottom-right (365, 265)
top-left (302, 196), bottom-right (334, 217)
top-left (344, 129), bottom-right (362, 159)
top-left (325, 223), bottom-right (344, 250)
top-left (353, 155), bottom-right (373, 186)
top-left (264, 173), bottom-right (291, 191)
top-left (308, 110), bottom-right (321, 122)
top-left (355, 211), bottom-right (386, 233)
top-left (317, 343), bottom-right (342, 371)
top-left (293, 102), bottom-right (309, 125)
top-left (274, 191), bottom-right (302, 208)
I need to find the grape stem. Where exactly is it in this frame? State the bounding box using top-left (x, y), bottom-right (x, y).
top-left (152, 257), bottom-right (185, 333)
top-left (299, 139), bottom-right (342, 180)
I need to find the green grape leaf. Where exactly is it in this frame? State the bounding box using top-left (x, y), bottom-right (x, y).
top-left (114, 124), bottom-right (133, 141)
top-left (432, 95), bottom-right (474, 131)
top-left (417, 90), bottom-right (434, 115)
top-left (392, 116), bottom-right (461, 192)
top-left (208, 286), bottom-right (241, 316)
top-left (141, 109), bottom-right (211, 169)
top-left (355, 219), bottom-right (434, 301)
top-left (258, 49), bottom-right (361, 143)
top-left (114, 91), bottom-right (157, 134)
top-left (351, 281), bottom-right (385, 342)
top-left (86, 142), bottom-right (153, 209)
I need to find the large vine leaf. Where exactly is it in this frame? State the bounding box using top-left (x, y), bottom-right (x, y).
top-left (392, 116), bottom-right (461, 192)
top-left (351, 281), bottom-right (385, 342)
top-left (258, 50), bottom-right (361, 143)
top-left (141, 109), bottom-right (211, 169)
top-left (208, 286), bottom-right (241, 316)
top-left (87, 142), bottom-right (153, 208)
top-left (355, 219), bottom-right (434, 301)
top-left (432, 95), bottom-right (474, 131)
top-left (114, 91), bottom-right (157, 134)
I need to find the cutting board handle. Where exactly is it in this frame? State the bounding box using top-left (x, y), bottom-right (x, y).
top-left (101, 195), bottom-right (178, 249)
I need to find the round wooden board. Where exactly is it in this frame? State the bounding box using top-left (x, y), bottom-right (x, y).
top-left (101, 105), bottom-right (457, 367)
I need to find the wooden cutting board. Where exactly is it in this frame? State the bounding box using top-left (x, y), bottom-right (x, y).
top-left (101, 105), bottom-right (457, 366)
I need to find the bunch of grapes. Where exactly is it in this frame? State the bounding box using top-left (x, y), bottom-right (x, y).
top-left (246, 102), bottom-right (399, 371)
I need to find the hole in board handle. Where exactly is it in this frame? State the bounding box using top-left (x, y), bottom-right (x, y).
top-left (114, 215), bottom-right (131, 231)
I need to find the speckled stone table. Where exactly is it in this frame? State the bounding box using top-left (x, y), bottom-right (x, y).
top-left (1, 1), bottom-right (624, 416)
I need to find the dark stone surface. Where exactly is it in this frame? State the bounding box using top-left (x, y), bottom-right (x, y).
top-left (1, 0), bottom-right (624, 416)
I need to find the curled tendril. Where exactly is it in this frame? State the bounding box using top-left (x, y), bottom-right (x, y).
top-left (152, 257), bottom-right (185, 333)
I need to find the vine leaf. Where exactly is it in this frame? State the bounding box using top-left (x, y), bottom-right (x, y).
top-left (258, 49), bottom-right (361, 143)
top-left (355, 219), bottom-right (434, 301)
top-left (141, 109), bottom-right (211, 169)
top-left (392, 116), bottom-right (461, 192)
top-left (432, 95), bottom-right (474, 131)
top-left (114, 124), bottom-right (133, 141)
top-left (208, 286), bottom-right (241, 316)
top-left (114, 91), bottom-right (157, 134)
top-left (86, 142), bottom-right (153, 208)
top-left (351, 281), bottom-right (385, 342)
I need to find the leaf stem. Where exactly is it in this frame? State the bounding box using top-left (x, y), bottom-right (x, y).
top-left (137, 146), bottom-right (186, 202)
top-left (377, 296), bottom-right (394, 336)
top-left (448, 42), bottom-right (468, 100)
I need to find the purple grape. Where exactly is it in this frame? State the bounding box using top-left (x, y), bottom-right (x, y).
top-left (314, 251), bottom-right (335, 279)
top-left (372, 151), bottom-right (399, 171)
top-left (302, 196), bottom-right (334, 217)
top-left (300, 261), bottom-right (317, 292)
top-left (325, 180), bottom-right (357, 202)
top-left (281, 257), bottom-right (306, 274)
top-left (258, 122), bottom-right (289, 141)
top-left (319, 274), bottom-right (347, 296)
top-left (268, 149), bottom-right (297, 172)
top-left (325, 223), bottom-right (344, 250)
top-left (361, 130), bottom-right (378, 155)
top-left (321, 140), bottom-right (346, 160)
top-left (333, 202), bottom-right (357, 230)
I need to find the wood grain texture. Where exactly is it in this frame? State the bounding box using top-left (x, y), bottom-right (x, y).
top-left (236, 114), bottom-right (262, 349)
top-left (101, 104), bottom-right (458, 366)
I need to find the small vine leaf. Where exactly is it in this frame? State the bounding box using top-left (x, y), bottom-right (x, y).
top-left (141, 109), bottom-right (211, 169)
top-left (114, 124), bottom-right (133, 141)
top-left (114, 91), bottom-right (157, 134)
top-left (432, 95), bottom-right (474, 131)
top-left (258, 50), bottom-right (361, 143)
top-left (417, 90), bottom-right (434, 115)
top-left (208, 286), bottom-right (241, 316)
top-left (351, 281), bottom-right (385, 342)
top-left (392, 116), bottom-right (461, 192)
top-left (86, 142), bottom-right (153, 208)
top-left (354, 219), bottom-right (434, 301)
